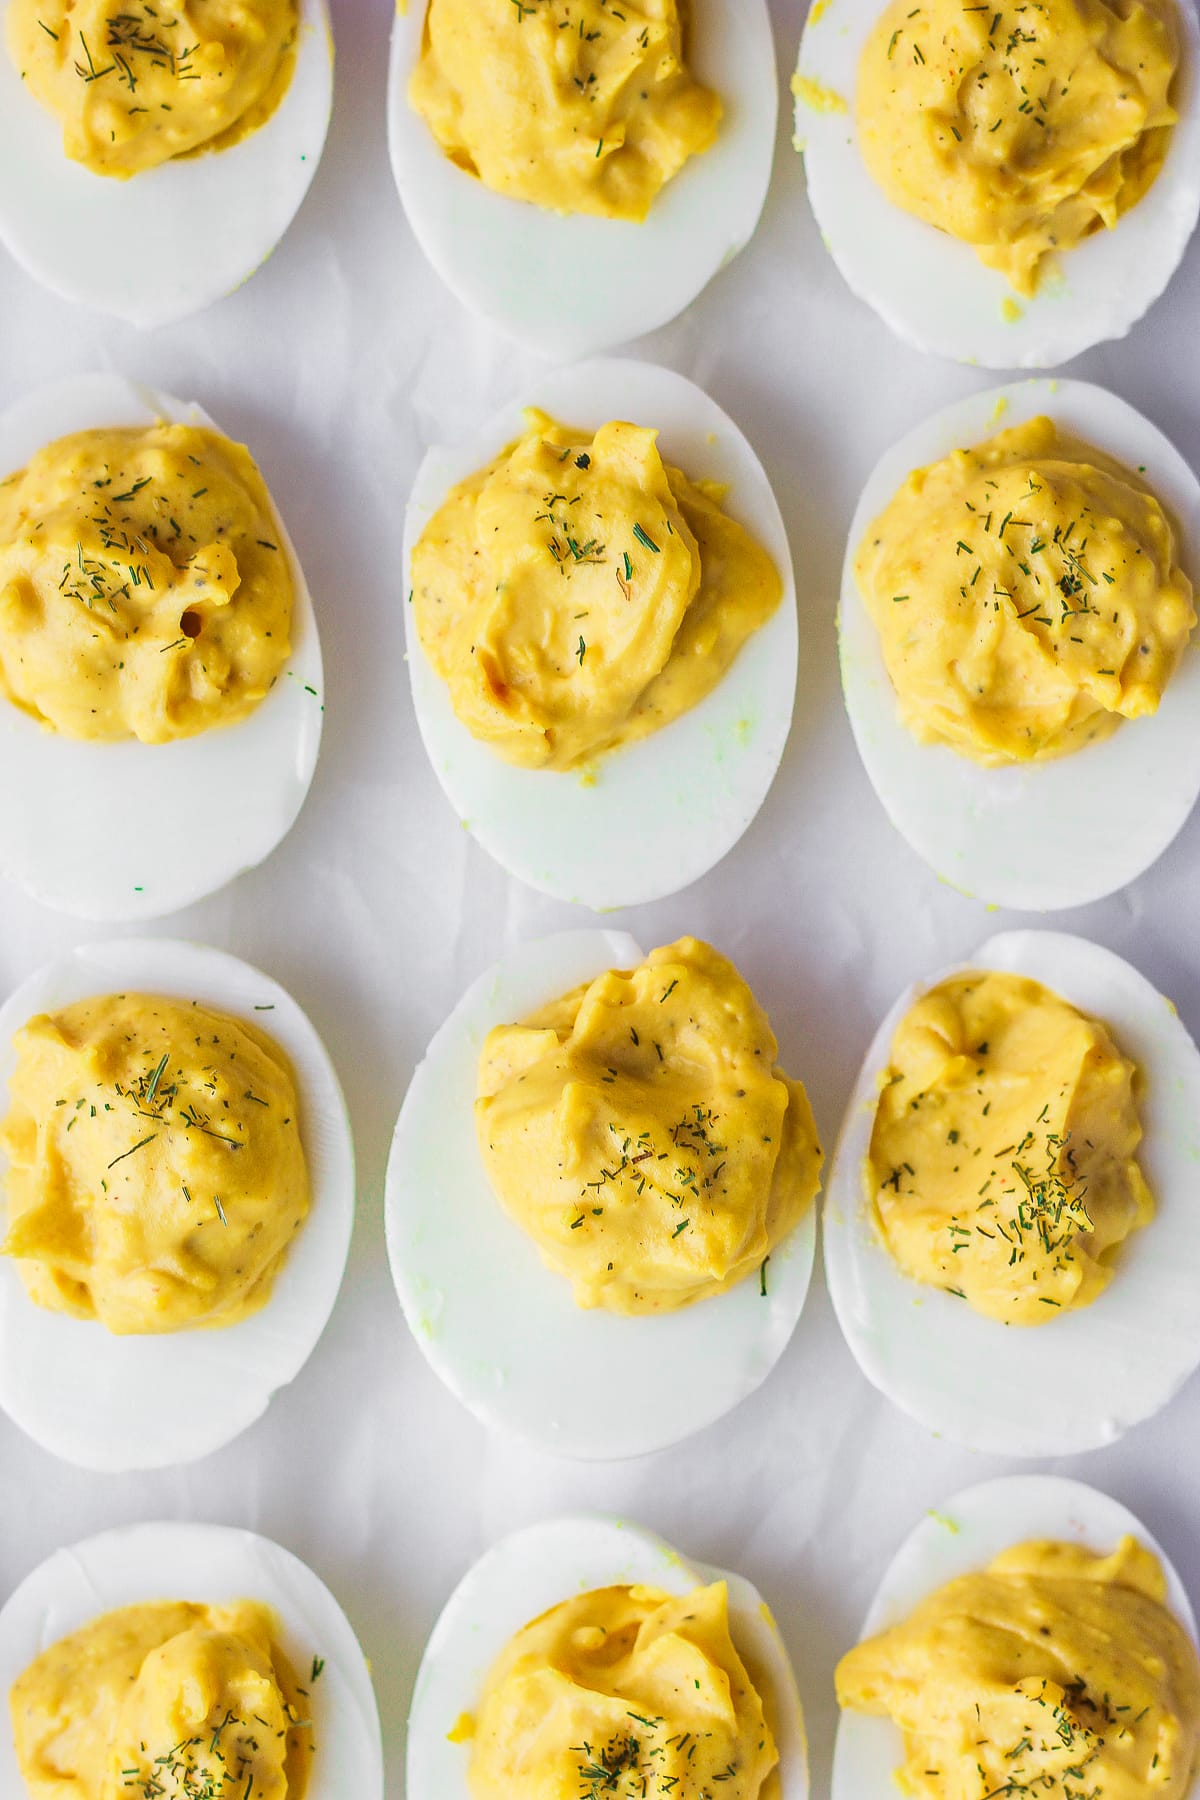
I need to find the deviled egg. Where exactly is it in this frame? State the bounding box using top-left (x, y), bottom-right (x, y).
top-left (0, 1520), bottom-right (384, 1800)
top-left (404, 358), bottom-right (798, 909)
top-left (0, 371), bottom-right (324, 921)
top-left (409, 1513), bottom-right (809, 1800)
top-left (385, 928), bottom-right (822, 1459)
top-left (0, 0), bottom-right (333, 328)
top-left (794, 0), bottom-right (1200, 365)
top-left (0, 935), bottom-right (355, 1471)
top-left (840, 379), bottom-right (1200, 910)
top-left (833, 1474), bottom-right (1200, 1800)
top-left (824, 928), bottom-right (1200, 1458)
top-left (388, 0), bottom-right (777, 354)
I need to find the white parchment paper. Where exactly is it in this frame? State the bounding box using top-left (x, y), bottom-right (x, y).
top-left (0, 2), bottom-right (1199, 1794)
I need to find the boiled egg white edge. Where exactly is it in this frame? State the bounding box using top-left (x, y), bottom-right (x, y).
top-left (833, 1474), bottom-right (1200, 1800)
top-left (385, 927), bottom-right (819, 1460)
top-left (403, 357), bottom-right (799, 910)
top-left (823, 927), bottom-right (1200, 1459)
top-left (0, 0), bottom-right (333, 329)
top-left (839, 378), bottom-right (1200, 911)
top-left (388, 0), bottom-right (776, 357)
top-left (794, 0), bottom-right (1200, 367)
top-left (0, 935), bottom-right (356, 1472)
top-left (0, 1520), bottom-right (384, 1799)
top-left (0, 370), bottom-right (325, 922)
top-left (408, 1513), bottom-right (809, 1799)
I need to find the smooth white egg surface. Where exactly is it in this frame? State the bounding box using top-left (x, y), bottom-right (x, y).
top-left (0, 936), bottom-right (356, 1472)
top-left (824, 928), bottom-right (1200, 1459)
top-left (794, 0), bottom-right (1200, 366)
top-left (839, 378), bottom-right (1200, 911)
top-left (408, 1513), bottom-right (809, 1799)
top-left (387, 0), bottom-right (775, 355)
top-left (0, 371), bottom-right (324, 921)
top-left (0, 0), bottom-right (332, 328)
top-left (832, 1474), bottom-right (1199, 1800)
top-left (404, 357), bottom-right (798, 910)
top-left (0, 1519), bottom-right (384, 1799)
top-left (385, 928), bottom-right (819, 1460)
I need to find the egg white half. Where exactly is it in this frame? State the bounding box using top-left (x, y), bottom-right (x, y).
top-left (794, 0), bottom-right (1200, 366)
top-left (824, 928), bottom-right (1200, 1458)
top-left (404, 358), bottom-right (799, 910)
top-left (0, 371), bottom-right (324, 921)
top-left (408, 1513), bottom-right (809, 1800)
top-left (840, 379), bottom-right (1200, 911)
top-left (0, 0), bottom-right (332, 328)
top-left (388, 0), bottom-right (775, 356)
top-left (0, 935), bottom-right (356, 1471)
top-left (385, 928), bottom-right (819, 1460)
top-left (832, 1474), bottom-right (1199, 1800)
top-left (0, 1520), bottom-right (384, 1800)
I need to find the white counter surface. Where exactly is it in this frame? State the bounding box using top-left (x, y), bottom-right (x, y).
top-left (1, 2), bottom-right (1199, 1793)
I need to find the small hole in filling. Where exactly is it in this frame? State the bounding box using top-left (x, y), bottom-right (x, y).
top-left (180, 610), bottom-right (202, 639)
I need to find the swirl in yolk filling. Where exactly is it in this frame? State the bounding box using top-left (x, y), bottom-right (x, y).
top-left (410, 0), bottom-right (720, 221)
top-left (412, 412), bottom-right (782, 772)
top-left (837, 1536), bottom-right (1200, 1800)
top-left (476, 937), bottom-right (822, 1314)
top-left (0, 422), bottom-right (294, 744)
top-left (7, 0), bottom-right (298, 179)
top-left (1, 993), bottom-right (310, 1334)
top-left (856, 416), bottom-right (1195, 765)
top-left (468, 1581), bottom-right (777, 1800)
top-left (10, 1598), bottom-right (313, 1800)
top-left (856, 0), bottom-right (1180, 294)
top-left (866, 969), bottom-right (1153, 1324)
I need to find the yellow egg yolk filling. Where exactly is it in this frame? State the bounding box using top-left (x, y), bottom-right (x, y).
top-left (856, 0), bottom-right (1180, 294)
top-left (409, 0), bottom-right (720, 221)
top-left (8, 0), bottom-right (299, 179)
top-left (0, 422), bottom-right (295, 745)
top-left (855, 416), bottom-right (1196, 765)
top-left (10, 1598), bottom-right (313, 1800)
top-left (0, 993), bottom-right (310, 1334)
top-left (476, 937), bottom-right (823, 1314)
top-left (866, 970), bottom-right (1153, 1325)
top-left (412, 412), bottom-right (782, 773)
top-left (836, 1537), bottom-right (1200, 1800)
top-left (468, 1581), bottom-right (778, 1800)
